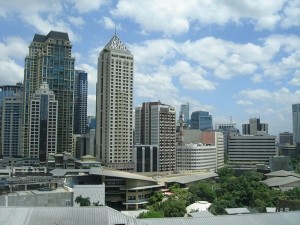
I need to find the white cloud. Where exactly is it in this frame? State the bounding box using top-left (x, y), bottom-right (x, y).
top-left (236, 100), bottom-right (253, 105)
top-left (112, 0), bottom-right (291, 35)
top-left (281, 0), bottom-right (300, 28)
top-left (251, 74), bottom-right (263, 83)
top-left (100, 16), bottom-right (122, 31)
top-left (0, 59), bottom-right (23, 85)
top-left (72, 0), bottom-right (107, 14)
top-left (68, 16), bottom-right (85, 28)
top-left (289, 70), bottom-right (300, 86)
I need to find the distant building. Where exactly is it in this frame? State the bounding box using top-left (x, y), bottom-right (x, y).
top-left (201, 131), bottom-right (225, 170)
top-left (74, 129), bottom-right (96, 159)
top-left (176, 143), bottom-right (217, 171)
top-left (73, 70), bottom-right (88, 135)
top-left (132, 145), bottom-right (159, 172)
top-left (279, 145), bottom-right (299, 159)
top-left (215, 122), bottom-right (239, 153)
top-left (87, 116), bottom-right (96, 131)
top-left (182, 129), bottom-right (202, 144)
top-left (242, 118), bottom-right (268, 135)
top-left (269, 156), bottom-right (292, 172)
top-left (279, 132), bottom-right (293, 145)
top-left (180, 102), bottom-right (190, 123)
top-left (228, 135), bottom-right (276, 170)
top-left (190, 111), bottom-right (213, 131)
top-left (134, 101), bottom-right (176, 171)
top-left (292, 103), bottom-right (300, 145)
top-left (29, 82), bottom-right (58, 162)
top-left (1, 92), bottom-right (23, 157)
top-left (0, 83), bottom-right (23, 157)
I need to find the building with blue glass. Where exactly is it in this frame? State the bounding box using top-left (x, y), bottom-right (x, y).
top-left (190, 111), bottom-right (213, 131)
top-left (23, 31), bottom-right (75, 157)
top-left (74, 70), bottom-right (88, 135)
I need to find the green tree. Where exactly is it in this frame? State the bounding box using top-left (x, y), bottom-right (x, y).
top-left (189, 181), bottom-right (216, 203)
top-left (75, 195), bottom-right (91, 206)
top-left (138, 210), bottom-right (164, 218)
top-left (160, 198), bottom-right (186, 217)
top-left (148, 191), bottom-right (164, 205)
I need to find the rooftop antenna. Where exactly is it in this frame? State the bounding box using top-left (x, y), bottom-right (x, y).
top-left (114, 25), bottom-right (117, 36)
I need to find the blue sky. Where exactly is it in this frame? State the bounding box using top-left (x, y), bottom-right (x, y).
top-left (0, 0), bottom-right (299, 136)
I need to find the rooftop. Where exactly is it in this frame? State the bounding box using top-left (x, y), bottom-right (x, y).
top-left (33, 31), bottom-right (69, 43)
top-left (165, 172), bottom-right (218, 185)
top-left (103, 34), bottom-right (131, 53)
top-left (262, 176), bottom-right (300, 187)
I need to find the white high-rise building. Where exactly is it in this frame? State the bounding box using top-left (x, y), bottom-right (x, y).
top-left (96, 34), bottom-right (134, 171)
top-left (29, 82), bottom-right (58, 162)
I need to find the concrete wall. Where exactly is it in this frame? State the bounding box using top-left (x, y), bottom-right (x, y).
top-left (73, 184), bottom-right (105, 206)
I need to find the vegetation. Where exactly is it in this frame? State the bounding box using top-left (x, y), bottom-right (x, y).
top-left (75, 195), bottom-right (91, 206)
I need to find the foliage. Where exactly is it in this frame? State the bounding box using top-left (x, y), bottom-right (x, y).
top-left (75, 195), bottom-right (91, 206)
top-left (138, 210), bottom-right (164, 218)
top-left (285, 187), bottom-right (300, 200)
top-left (189, 181), bottom-right (216, 203)
top-left (160, 198), bottom-right (186, 217)
top-left (148, 191), bottom-right (164, 205)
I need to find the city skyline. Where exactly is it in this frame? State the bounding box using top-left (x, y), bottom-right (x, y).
top-left (0, 0), bottom-right (299, 135)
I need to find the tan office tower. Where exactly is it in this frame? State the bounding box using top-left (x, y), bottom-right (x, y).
top-left (23, 31), bottom-right (75, 157)
top-left (96, 34), bottom-right (134, 171)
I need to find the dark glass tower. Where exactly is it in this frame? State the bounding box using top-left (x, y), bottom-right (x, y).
top-left (23, 31), bottom-right (75, 156)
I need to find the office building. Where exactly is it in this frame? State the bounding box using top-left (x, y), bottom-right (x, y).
top-left (292, 104), bottom-right (300, 145)
top-left (201, 131), bottom-right (225, 170)
top-left (1, 92), bottom-right (23, 157)
top-left (87, 116), bottom-right (96, 131)
top-left (215, 122), bottom-right (240, 153)
top-left (190, 111), bottom-right (212, 131)
top-left (180, 102), bottom-right (189, 123)
top-left (279, 132), bottom-right (293, 145)
top-left (242, 118), bottom-right (268, 135)
top-left (23, 31), bottom-right (75, 157)
top-left (228, 135), bottom-right (276, 170)
top-left (0, 83), bottom-right (23, 157)
top-left (96, 34), bottom-right (134, 170)
top-left (135, 101), bottom-right (176, 171)
top-left (176, 143), bottom-right (217, 171)
top-left (28, 82), bottom-right (58, 162)
top-left (74, 70), bottom-right (88, 135)
top-left (133, 145), bottom-right (159, 172)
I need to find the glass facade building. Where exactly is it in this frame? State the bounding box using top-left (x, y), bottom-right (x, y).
top-left (23, 31), bottom-right (75, 156)
top-left (190, 111), bottom-right (213, 131)
top-left (292, 104), bottom-right (300, 145)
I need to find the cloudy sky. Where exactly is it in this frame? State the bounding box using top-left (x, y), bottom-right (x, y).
top-left (0, 0), bottom-right (299, 136)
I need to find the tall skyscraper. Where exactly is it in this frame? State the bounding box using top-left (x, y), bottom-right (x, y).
top-left (135, 101), bottom-right (176, 171)
top-left (74, 70), bottom-right (88, 135)
top-left (292, 104), bottom-right (300, 145)
top-left (1, 92), bottom-right (23, 157)
top-left (96, 34), bottom-right (134, 170)
top-left (180, 102), bottom-right (189, 122)
top-left (29, 82), bottom-right (58, 162)
top-left (190, 111), bottom-right (213, 131)
top-left (0, 83), bottom-right (23, 157)
top-left (23, 31), bottom-right (75, 157)
top-left (242, 118), bottom-right (268, 135)
top-left (279, 132), bottom-right (293, 146)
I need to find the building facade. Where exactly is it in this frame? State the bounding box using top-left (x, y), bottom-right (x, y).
top-left (176, 143), bottom-right (217, 171)
top-left (180, 102), bottom-right (190, 123)
top-left (23, 31), bottom-right (75, 157)
top-left (292, 104), bottom-right (300, 145)
top-left (279, 132), bottom-right (293, 146)
top-left (228, 135), bottom-right (276, 170)
top-left (1, 92), bottom-right (23, 157)
top-left (96, 34), bottom-right (134, 170)
top-left (190, 111), bottom-right (213, 131)
top-left (215, 122), bottom-right (239, 153)
top-left (28, 82), bottom-right (58, 162)
top-left (0, 83), bottom-right (23, 157)
top-left (135, 102), bottom-right (176, 171)
top-left (74, 70), bottom-right (88, 135)
top-left (133, 145), bottom-right (159, 172)
top-left (201, 131), bottom-right (225, 170)
top-left (242, 118), bottom-right (268, 135)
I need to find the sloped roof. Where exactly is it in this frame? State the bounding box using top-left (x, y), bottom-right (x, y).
top-left (262, 176), bottom-right (300, 187)
top-left (33, 31), bottom-right (69, 43)
top-left (265, 170), bottom-right (300, 178)
top-left (165, 172), bottom-right (218, 185)
top-left (225, 207), bottom-right (250, 215)
top-left (0, 207), bottom-right (148, 225)
top-left (189, 210), bottom-right (214, 218)
top-left (103, 34), bottom-right (130, 53)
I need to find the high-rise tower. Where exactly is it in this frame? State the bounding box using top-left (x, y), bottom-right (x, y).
top-left (23, 31), bottom-right (75, 157)
top-left (74, 70), bottom-right (88, 135)
top-left (96, 34), bottom-right (134, 170)
top-left (29, 82), bottom-right (58, 162)
top-left (292, 104), bottom-right (300, 145)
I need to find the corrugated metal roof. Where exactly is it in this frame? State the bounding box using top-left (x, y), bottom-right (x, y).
top-left (225, 207), bottom-right (250, 215)
top-left (141, 211), bottom-right (300, 225)
top-left (265, 170), bottom-right (300, 178)
top-left (189, 211), bottom-right (214, 218)
top-left (0, 207), bottom-right (148, 225)
top-left (262, 176), bottom-right (300, 187)
top-left (165, 172), bottom-right (218, 184)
